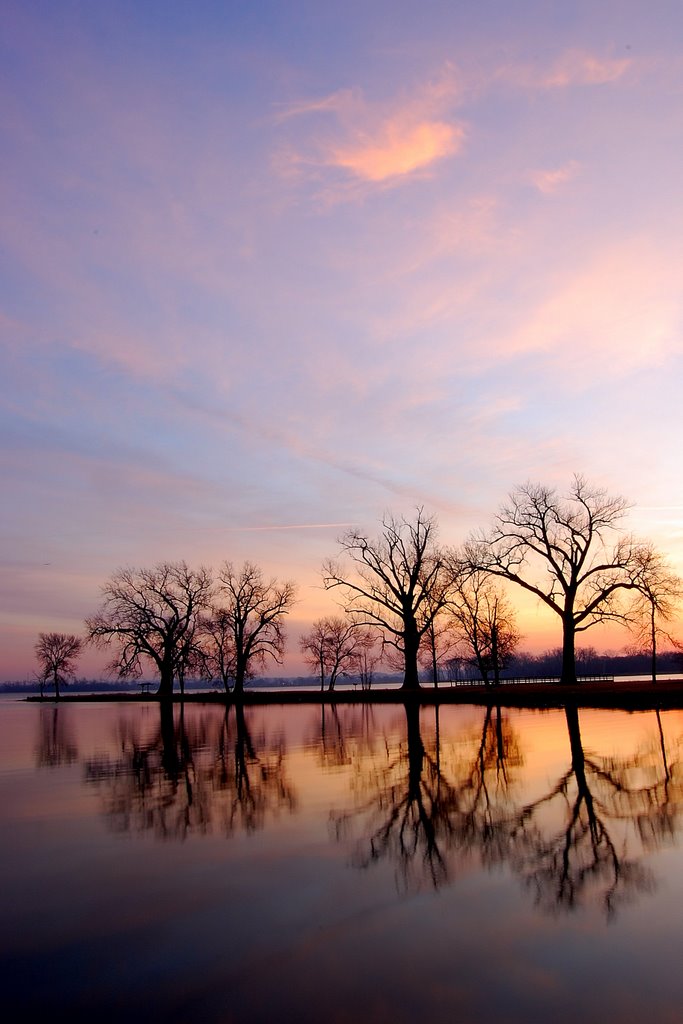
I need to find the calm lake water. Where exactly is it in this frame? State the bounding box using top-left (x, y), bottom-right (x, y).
top-left (1, 698), bottom-right (683, 1023)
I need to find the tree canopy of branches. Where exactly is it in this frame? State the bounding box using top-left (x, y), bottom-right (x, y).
top-left (34, 632), bottom-right (83, 700)
top-left (448, 569), bottom-right (520, 686)
top-left (214, 562), bottom-right (296, 695)
top-left (300, 616), bottom-right (377, 691)
top-left (472, 476), bottom-right (651, 685)
top-left (86, 562), bottom-right (213, 699)
top-left (322, 509), bottom-right (451, 691)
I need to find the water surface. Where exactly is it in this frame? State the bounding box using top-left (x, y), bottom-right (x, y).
top-left (1, 699), bottom-right (682, 1023)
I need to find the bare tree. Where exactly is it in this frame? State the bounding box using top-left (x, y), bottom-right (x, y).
top-left (300, 616), bottom-right (376, 691)
top-left (215, 562), bottom-right (296, 695)
top-left (323, 509), bottom-right (451, 691)
top-left (472, 476), bottom-right (649, 685)
top-left (200, 607), bottom-right (237, 693)
top-left (86, 562), bottom-right (213, 699)
top-left (418, 615), bottom-right (460, 687)
top-left (448, 569), bottom-right (520, 686)
top-left (628, 546), bottom-right (683, 684)
top-left (34, 632), bottom-right (83, 700)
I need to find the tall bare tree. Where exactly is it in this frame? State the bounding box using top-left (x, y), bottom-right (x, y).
top-left (34, 632), bottom-right (83, 700)
top-left (300, 616), bottom-right (377, 691)
top-left (322, 509), bottom-right (451, 691)
top-left (472, 476), bottom-right (649, 685)
top-left (215, 562), bottom-right (296, 695)
top-left (86, 562), bottom-right (213, 699)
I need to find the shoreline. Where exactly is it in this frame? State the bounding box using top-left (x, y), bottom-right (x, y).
top-left (24, 678), bottom-right (683, 711)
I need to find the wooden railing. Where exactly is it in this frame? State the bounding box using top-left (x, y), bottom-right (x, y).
top-left (445, 674), bottom-right (615, 687)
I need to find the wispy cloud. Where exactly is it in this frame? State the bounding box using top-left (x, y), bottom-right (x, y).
top-left (531, 160), bottom-right (581, 194)
top-left (541, 50), bottom-right (632, 88)
top-left (488, 238), bottom-right (682, 377)
top-left (499, 49), bottom-right (632, 91)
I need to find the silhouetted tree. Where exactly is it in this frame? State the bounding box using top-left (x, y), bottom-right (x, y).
top-left (419, 612), bottom-right (460, 687)
top-left (472, 475), bottom-right (650, 684)
top-left (447, 569), bottom-right (520, 686)
top-left (214, 562), bottom-right (296, 695)
top-left (86, 562), bottom-right (213, 699)
top-left (34, 632), bottom-right (83, 700)
top-left (323, 509), bottom-right (451, 691)
top-left (199, 607), bottom-right (236, 692)
top-left (628, 546), bottom-right (682, 683)
top-left (300, 617), bottom-right (377, 691)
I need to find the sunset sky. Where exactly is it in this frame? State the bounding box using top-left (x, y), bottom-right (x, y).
top-left (2, 1), bottom-right (683, 680)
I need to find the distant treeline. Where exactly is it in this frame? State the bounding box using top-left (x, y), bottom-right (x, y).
top-left (468, 647), bottom-right (683, 681)
top-left (5, 650), bottom-right (683, 694)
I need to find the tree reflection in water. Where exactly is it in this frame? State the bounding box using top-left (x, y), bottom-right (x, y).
top-left (332, 703), bottom-right (522, 892)
top-left (83, 703), bottom-right (296, 840)
top-left (38, 699), bottom-right (683, 917)
top-left (306, 704), bottom-right (378, 770)
top-left (35, 705), bottom-right (79, 767)
top-left (331, 701), bottom-right (683, 916)
top-left (509, 704), bottom-right (682, 917)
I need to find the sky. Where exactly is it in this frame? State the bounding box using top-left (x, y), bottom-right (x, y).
top-left (2, 0), bottom-right (683, 680)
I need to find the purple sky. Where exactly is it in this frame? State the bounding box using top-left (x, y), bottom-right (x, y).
top-left (2, 1), bottom-right (683, 679)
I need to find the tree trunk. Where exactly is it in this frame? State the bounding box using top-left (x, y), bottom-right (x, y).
top-left (491, 623), bottom-right (500, 688)
top-left (560, 614), bottom-right (577, 685)
top-left (401, 626), bottom-right (421, 690)
top-left (157, 657), bottom-right (175, 699)
top-left (233, 655), bottom-right (247, 695)
top-left (650, 602), bottom-right (657, 685)
top-left (53, 668), bottom-right (60, 701)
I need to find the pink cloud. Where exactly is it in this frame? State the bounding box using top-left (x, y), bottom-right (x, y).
top-left (489, 238), bottom-right (683, 375)
top-left (497, 49), bottom-right (632, 91)
top-left (542, 50), bottom-right (632, 88)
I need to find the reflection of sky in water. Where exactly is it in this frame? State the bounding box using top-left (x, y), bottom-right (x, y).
top-left (1, 701), bottom-right (683, 1023)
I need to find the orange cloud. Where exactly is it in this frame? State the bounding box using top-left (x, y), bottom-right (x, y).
top-left (329, 119), bottom-right (462, 182)
top-left (275, 66), bottom-right (463, 189)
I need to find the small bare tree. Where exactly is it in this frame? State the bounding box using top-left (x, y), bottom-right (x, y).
top-left (215, 562), bottom-right (296, 695)
top-left (300, 617), bottom-right (377, 691)
top-left (628, 546), bottom-right (682, 683)
top-left (323, 509), bottom-right (451, 691)
top-left (34, 632), bottom-right (83, 700)
top-left (448, 569), bottom-right (520, 687)
top-left (200, 607), bottom-right (237, 693)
